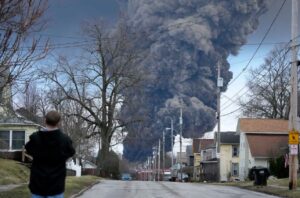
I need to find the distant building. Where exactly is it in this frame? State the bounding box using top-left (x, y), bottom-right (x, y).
top-left (237, 118), bottom-right (288, 181)
top-left (192, 138), bottom-right (201, 181)
top-left (186, 145), bottom-right (193, 166)
top-left (200, 143), bottom-right (217, 181)
top-left (192, 138), bottom-right (214, 181)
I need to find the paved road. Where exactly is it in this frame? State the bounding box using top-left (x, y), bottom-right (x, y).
top-left (77, 180), bottom-right (279, 198)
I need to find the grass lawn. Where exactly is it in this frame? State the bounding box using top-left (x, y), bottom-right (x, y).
top-left (244, 185), bottom-right (300, 198)
top-left (0, 158), bottom-right (29, 185)
top-left (268, 177), bottom-right (300, 187)
top-left (65, 176), bottom-right (100, 197)
top-left (0, 176), bottom-right (100, 198)
top-left (215, 178), bottom-right (300, 198)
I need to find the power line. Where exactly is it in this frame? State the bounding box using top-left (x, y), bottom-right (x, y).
top-left (222, 51), bottom-right (290, 112)
top-left (228, 0), bottom-right (287, 86)
top-left (222, 33), bottom-right (300, 108)
top-left (221, 43), bottom-right (292, 109)
top-left (221, 61), bottom-right (291, 117)
top-left (220, 107), bottom-right (243, 117)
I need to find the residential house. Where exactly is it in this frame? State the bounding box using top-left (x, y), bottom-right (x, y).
top-left (0, 83), bottom-right (40, 161)
top-left (219, 132), bottom-right (240, 182)
top-left (237, 118), bottom-right (288, 181)
top-left (0, 109), bottom-right (40, 160)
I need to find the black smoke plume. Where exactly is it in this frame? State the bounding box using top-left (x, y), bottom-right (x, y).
top-left (120, 0), bottom-right (269, 161)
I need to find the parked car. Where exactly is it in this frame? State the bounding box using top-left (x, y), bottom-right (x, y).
top-left (121, 173), bottom-right (132, 181)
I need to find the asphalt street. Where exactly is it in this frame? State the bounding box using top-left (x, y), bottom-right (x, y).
top-left (77, 180), bottom-right (279, 198)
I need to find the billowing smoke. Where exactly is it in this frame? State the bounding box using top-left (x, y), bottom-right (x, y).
top-left (120, 0), bottom-right (269, 161)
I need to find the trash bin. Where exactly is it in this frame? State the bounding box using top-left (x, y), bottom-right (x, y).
top-left (249, 166), bottom-right (270, 186)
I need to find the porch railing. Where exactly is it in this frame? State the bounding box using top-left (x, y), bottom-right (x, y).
top-left (22, 146), bottom-right (33, 162)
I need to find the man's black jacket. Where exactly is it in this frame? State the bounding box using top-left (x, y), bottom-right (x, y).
top-left (25, 129), bottom-right (75, 196)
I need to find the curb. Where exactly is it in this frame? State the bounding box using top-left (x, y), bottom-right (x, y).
top-left (70, 180), bottom-right (101, 198)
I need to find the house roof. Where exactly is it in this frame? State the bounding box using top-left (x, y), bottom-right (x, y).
top-left (247, 134), bottom-right (288, 158)
top-left (192, 139), bottom-right (200, 153)
top-left (0, 106), bottom-right (39, 126)
top-left (220, 132), bottom-right (239, 144)
top-left (82, 160), bottom-right (97, 169)
top-left (199, 139), bottom-right (214, 151)
top-left (237, 118), bottom-right (288, 133)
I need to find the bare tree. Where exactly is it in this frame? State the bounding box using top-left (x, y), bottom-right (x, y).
top-left (15, 81), bottom-right (44, 124)
top-left (0, 0), bottom-right (48, 107)
top-left (49, 91), bottom-right (98, 165)
top-left (17, 83), bottom-right (97, 162)
top-left (239, 46), bottom-right (290, 119)
top-left (42, 21), bottom-right (142, 176)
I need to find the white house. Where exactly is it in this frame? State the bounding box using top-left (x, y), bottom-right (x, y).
top-left (0, 81), bottom-right (40, 158)
top-left (237, 118), bottom-right (288, 181)
top-left (0, 107), bottom-right (40, 159)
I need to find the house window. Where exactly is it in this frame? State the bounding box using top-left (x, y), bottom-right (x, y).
top-left (0, 131), bottom-right (10, 149)
top-left (232, 163), bottom-right (239, 176)
top-left (0, 130), bottom-right (25, 150)
top-left (232, 145), bottom-right (239, 157)
top-left (12, 131), bottom-right (25, 150)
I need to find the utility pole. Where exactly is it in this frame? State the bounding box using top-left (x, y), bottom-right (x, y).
top-left (165, 117), bottom-right (174, 168)
top-left (163, 130), bottom-right (165, 180)
top-left (217, 61), bottom-right (223, 182)
top-left (289, 0), bottom-right (299, 190)
top-left (153, 147), bottom-right (156, 181)
top-left (171, 119), bottom-right (174, 167)
top-left (147, 157), bottom-right (150, 181)
top-left (158, 139), bottom-right (161, 181)
top-left (179, 108), bottom-right (183, 182)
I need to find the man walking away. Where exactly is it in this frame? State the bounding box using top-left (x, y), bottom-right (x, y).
top-left (25, 111), bottom-right (75, 198)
